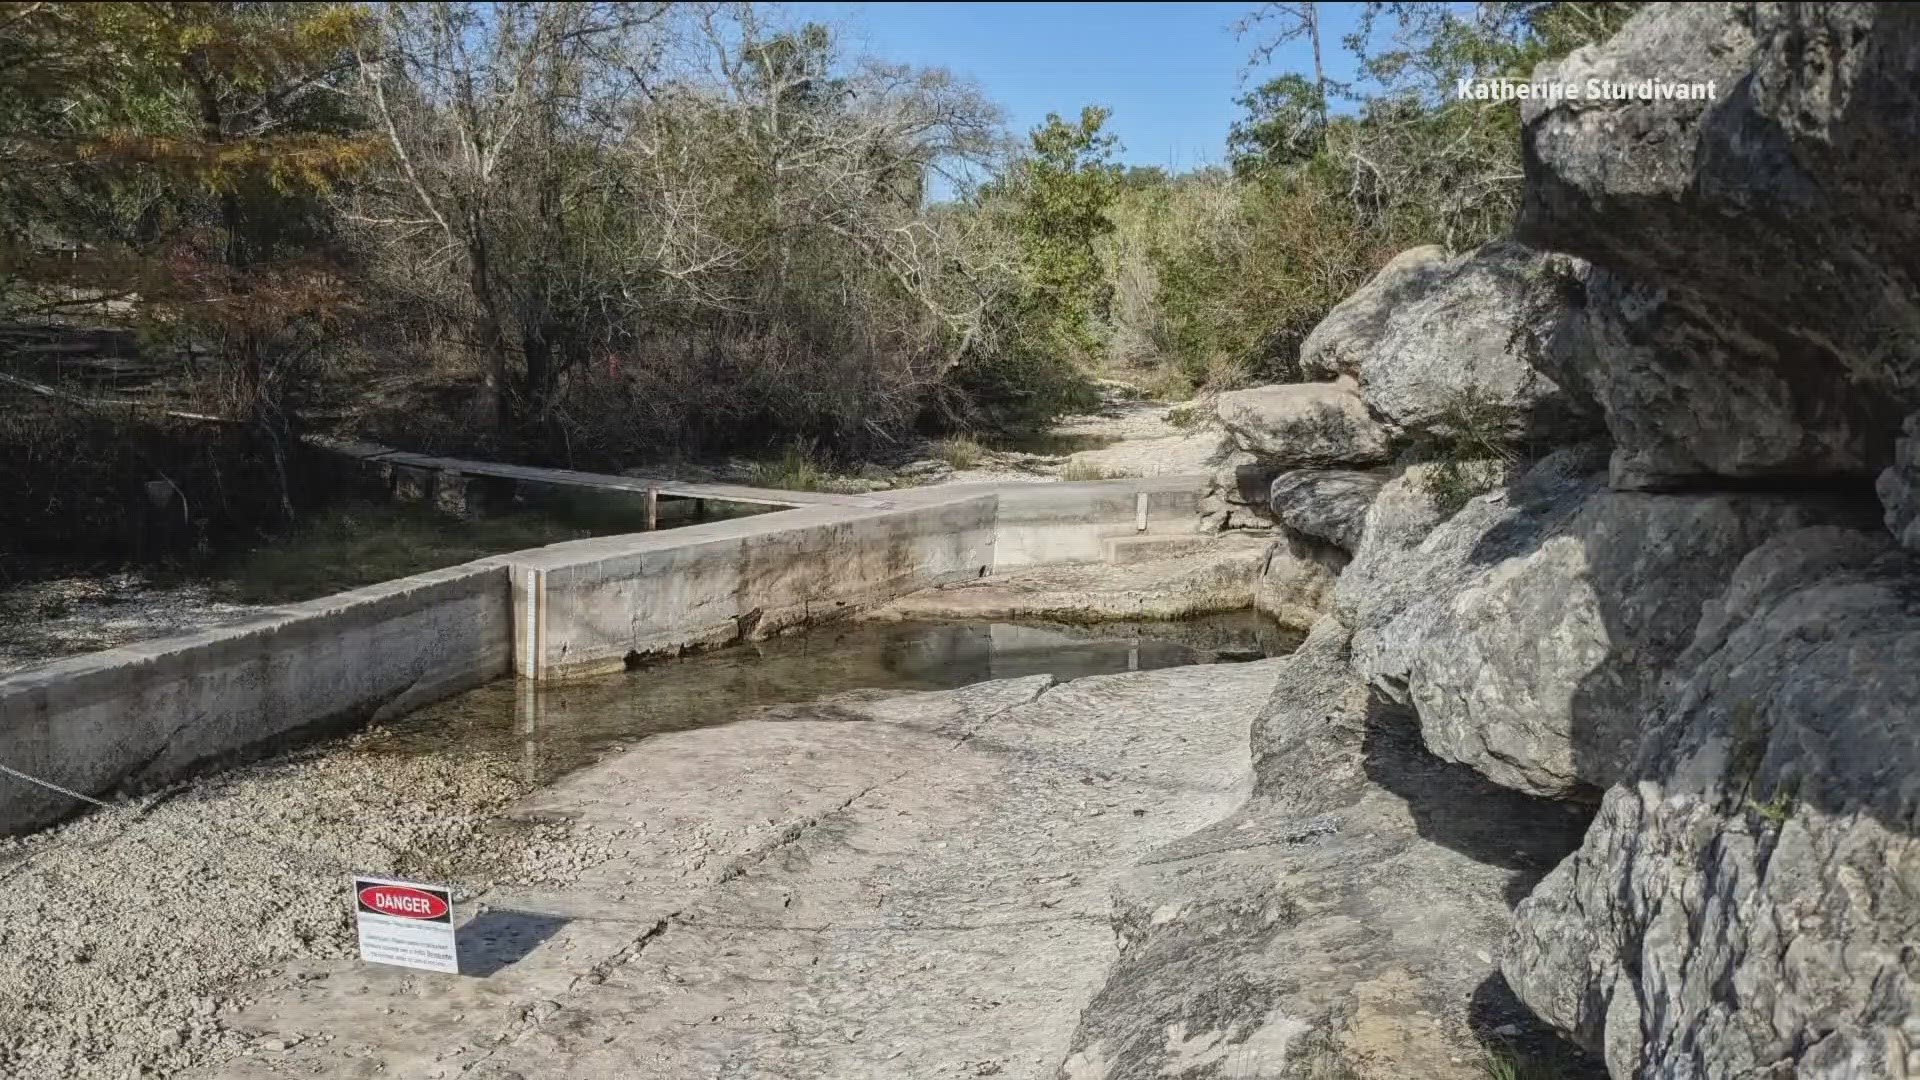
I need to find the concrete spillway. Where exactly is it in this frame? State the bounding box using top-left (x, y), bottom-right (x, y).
top-left (0, 476), bottom-right (1209, 834)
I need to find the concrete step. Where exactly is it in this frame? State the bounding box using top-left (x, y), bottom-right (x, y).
top-left (1101, 532), bottom-right (1214, 565)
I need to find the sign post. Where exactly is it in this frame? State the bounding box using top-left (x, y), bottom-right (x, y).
top-left (352, 876), bottom-right (459, 974)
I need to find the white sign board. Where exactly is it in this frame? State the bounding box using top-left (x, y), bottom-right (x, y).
top-left (353, 876), bottom-right (458, 974)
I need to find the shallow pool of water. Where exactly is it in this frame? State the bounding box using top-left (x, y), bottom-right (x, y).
top-left (361, 612), bottom-right (1298, 785)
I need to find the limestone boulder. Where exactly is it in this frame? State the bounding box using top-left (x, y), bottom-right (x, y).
top-left (1405, 490), bottom-right (1838, 798)
top-left (1268, 469), bottom-right (1386, 553)
top-left (1330, 445), bottom-right (1844, 799)
top-left (1335, 448), bottom-right (1601, 705)
top-left (1560, 267), bottom-right (1892, 490)
top-left (1296, 245), bottom-right (1449, 379)
top-left (1213, 382), bottom-right (1390, 469)
top-left (1061, 620), bottom-right (1600, 1079)
top-left (1252, 529), bottom-right (1347, 631)
top-left (1506, 527), bottom-right (1920, 1077)
top-left (1300, 240), bottom-right (1600, 443)
top-left (1197, 448), bottom-right (1276, 532)
top-left (1518, 2), bottom-right (1920, 487)
top-left (1876, 412), bottom-right (1920, 551)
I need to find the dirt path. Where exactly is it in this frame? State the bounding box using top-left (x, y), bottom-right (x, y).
top-left (935, 399), bottom-right (1221, 485)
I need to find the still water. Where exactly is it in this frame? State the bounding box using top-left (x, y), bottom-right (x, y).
top-left (360, 613), bottom-right (1299, 785)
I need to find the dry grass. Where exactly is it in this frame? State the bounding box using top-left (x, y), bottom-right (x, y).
top-left (747, 442), bottom-right (830, 491)
top-left (930, 435), bottom-right (988, 470)
top-left (1059, 460), bottom-right (1123, 482)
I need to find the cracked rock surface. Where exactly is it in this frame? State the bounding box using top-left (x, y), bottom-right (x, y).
top-left (188, 661), bottom-right (1276, 1079)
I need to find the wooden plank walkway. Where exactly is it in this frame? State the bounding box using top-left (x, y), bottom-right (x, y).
top-left (319, 440), bottom-right (895, 511)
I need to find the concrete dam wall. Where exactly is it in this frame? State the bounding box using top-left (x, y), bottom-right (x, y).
top-left (0, 477), bottom-right (1205, 834)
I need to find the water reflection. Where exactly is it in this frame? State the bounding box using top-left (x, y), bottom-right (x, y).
top-left (361, 613), bottom-right (1299, 786)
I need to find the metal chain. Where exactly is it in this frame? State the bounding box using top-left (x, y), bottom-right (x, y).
top-left (0, 761), bottom-right (116, 810)
top-left (0, 758), bottom-right (474, 899)
top-left (0, 759), bottom-right (355, 881)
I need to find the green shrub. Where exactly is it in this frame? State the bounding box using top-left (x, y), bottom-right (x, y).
top-left (1749, 779), bottom-right (1799, 830)
top-left (1415, 385), bottom-right (1521, 517)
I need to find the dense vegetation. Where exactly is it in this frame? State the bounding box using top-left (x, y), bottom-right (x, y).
top-left (1105, 0), bottom-right (1639, 394)
top-left (0, 0), bottom-right (1634, 574)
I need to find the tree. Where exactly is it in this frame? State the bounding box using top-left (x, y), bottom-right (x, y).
top-left (1236, 3), bottom-right (1331, 131)
top-left (1009, 106), bottom-right (1120, 357)
top-left (0, 2), bottom-right (377, 518)
top-left (351, 1), bottom-right (671, 433)
top-left (1227, 73), bottom-right (1327, 176)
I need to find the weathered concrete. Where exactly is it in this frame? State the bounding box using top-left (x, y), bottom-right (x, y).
top-left (0, 563), bottom-right (512, 835)
top-left (513, 494), bottom-right (1000, 678)
top-left (0, 476), bottom-right (1214, 834)
top-left (870, 534), bottom-right (1271, 624)
top-left (990, 476), bottom-right (1205, 569)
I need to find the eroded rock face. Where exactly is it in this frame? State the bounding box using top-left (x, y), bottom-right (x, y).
top-left (1300, 241), bottom-right (1600, 443)
top-left (1876, 412), bottom-right (1920, 551)
top-left (1214, 382), bottom-right (1390, 469)
top-left (1520, 2), bottom-right (1920, 487)
top-left (1060, 621), bottom-right (1599, 1079)
top-left (1252, 530), bottom-right (1347, 631)
top-left (1505, 527), bottom-right (1920, 1078)
top-left (1406, 491), bottom-right (1837, 798)
top-left (1329, 448), bottom-right (1841, 799)
top-left (1557, 269), bottom-right (1890, 490)
top-left (1336, 449), bottom-right (1602, 706)
top-left (1296, 245), bottom-right (1450, 379)
top-left (1268, 469), bottom-right (1385, 553)
top-left (1198, 448), bottom-right (1277, 532)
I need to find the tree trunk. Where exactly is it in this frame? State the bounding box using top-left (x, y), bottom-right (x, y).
top-left (462, 205), bottom-right (513, 433)
top-left (1307, 2), bottom-right (1327, 128)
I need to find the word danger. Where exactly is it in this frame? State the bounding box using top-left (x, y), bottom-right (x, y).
top-left (353, 876), bottom-right (458, 974)
top-left (358, 884), bottom-right (450, 920)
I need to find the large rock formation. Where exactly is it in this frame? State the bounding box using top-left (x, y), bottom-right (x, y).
top-left (1505, 527), bottom-right (1920, 1077)
top-left (1405, 487), bottom-right (1841, 798)
top-left (1466, 3), bottom-right (1920, 1071)
top-left (1213, 382), bottom-right (1390, 469)
top-left (1060, 621), bottom-right (1597, 1079)
top-left (1252, 530), bottom-right (1346, 631)
top-left (1300, 240), bottom-right (1600, 443)
top-left (1520, 2), bottom-right (1920, 488)
top-left (1324, 448), bottom-right (1839, 799)
top-left (1267, 469), bottom-right (1384, 553)
top-left (1335, 449), bottom-right (1602, 707)
top-left (1071, 6), bottom-right (1920, 1076)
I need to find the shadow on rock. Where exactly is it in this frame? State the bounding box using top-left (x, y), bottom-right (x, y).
top-left (457, 908), bottom-right (571, 978)
top-left (1358, 698), bottom-right (1593, 908)
top-left (1468, 972), bottom-right (1607, 1079)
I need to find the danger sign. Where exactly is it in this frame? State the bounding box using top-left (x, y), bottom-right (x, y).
top-left (353, 876), bottom-right (458, 974)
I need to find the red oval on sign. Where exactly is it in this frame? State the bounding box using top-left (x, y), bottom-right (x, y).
top-left (358, 885), bottom-right (449, 920)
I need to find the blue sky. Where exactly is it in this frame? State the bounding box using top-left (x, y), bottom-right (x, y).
top-left (788, 2), bottom-right (1371, 172)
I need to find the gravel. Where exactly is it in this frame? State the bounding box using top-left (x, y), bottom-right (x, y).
top-left (0, 726), bottom-right (607, 1079)
top-left (0, 573), bottom-right (266, 676)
